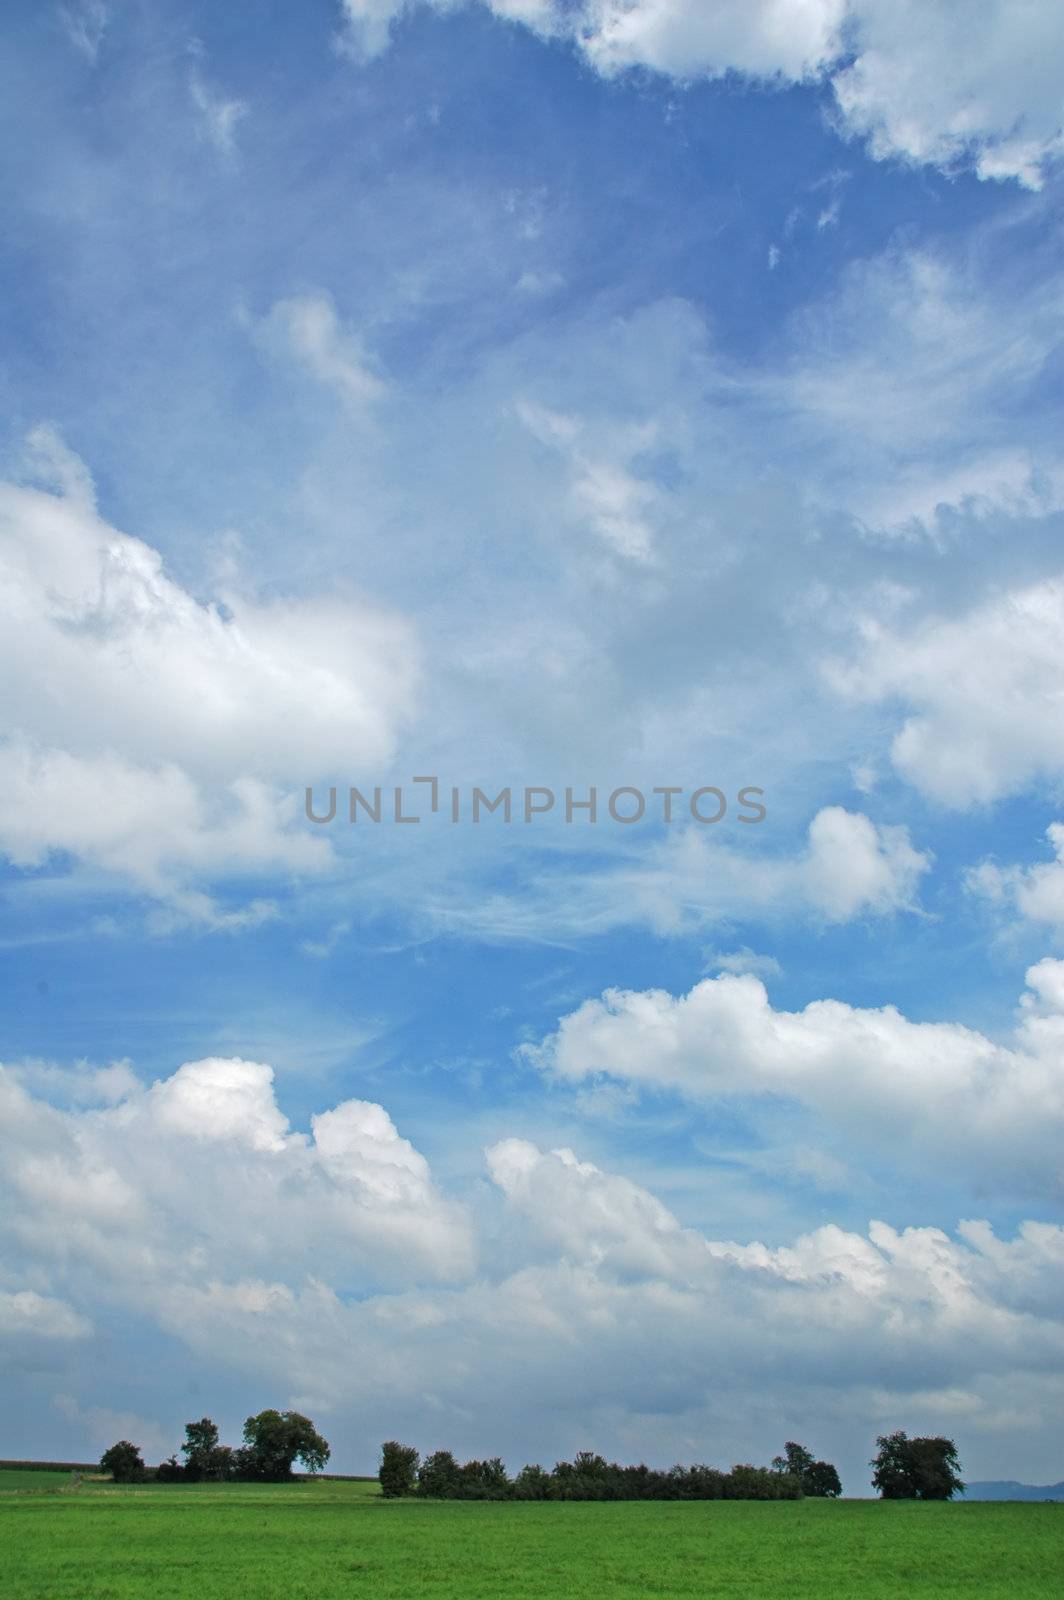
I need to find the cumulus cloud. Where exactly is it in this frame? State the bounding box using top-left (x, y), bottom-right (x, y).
top-left (5, 1060), bottom-right (1064, 1478)
top-left (573, 0), bottom-right (846, 81)
top-left (830, 576), bottom-right (1064, 806)
top-left (0, 438), bottom-right (418, 915)
top-left (968, 824), bottom-right (1064, 935)
top-left (831, 0), bottom-right (1064, 190)
top-left (337, 2), bottom-right (1064, 188)
top-left (0, 1055), bottom-right (474, 1302)
top-left (524, 959), bottom-right (1064, 1197)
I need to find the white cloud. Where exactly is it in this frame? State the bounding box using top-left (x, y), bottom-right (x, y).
top-left (432, 806), bottom-right (930, 941)
top-left (968, 824), bottom-right (1064, 935)
top-left (832, 0), bottom-right (1064, 190)
top-left (0, 438), bottom-right (419, 914)
top-left (574, 0), bottom-right (846, 82)
top-left (10, 1060), bottom-right (141, 1108)
top-left (336, 0), bottom-right (559, 62)
top-left (6, 1063), bottom-right (1064, 1479)
top-left (0, 1056), bottom-right (474, 1300)
top-left (831, 577), bottom-right (1064, 806)
top-left (337, 2), bottom-right (1064, 187)
top-left (0, 743), bottom-right (325, 901)
top-left (524, 958), bottom-right (1064, 1197)
top-left (800, 804), bottom-right (929, 919)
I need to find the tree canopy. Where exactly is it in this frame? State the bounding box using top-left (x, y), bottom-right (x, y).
top-left (871, 1432), bottom-right (964, 1500)
top-left (240, 1409), bottom-right (330, 1480)
top-left (376, 1441), bottom-right (842, 1501)
top-left (103, 1408), bottom-right (330, 1485)
top-left (772, 1441), bottom-right (842, 1498)
top-left (99, 1440), bottom-right (145, 1483)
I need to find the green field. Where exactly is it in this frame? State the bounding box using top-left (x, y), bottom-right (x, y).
top-left (2, 1472), bottom-right (1061, 1599)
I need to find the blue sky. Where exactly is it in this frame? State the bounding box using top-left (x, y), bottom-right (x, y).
top-left (2, 0), bottom-right (1064, 1491)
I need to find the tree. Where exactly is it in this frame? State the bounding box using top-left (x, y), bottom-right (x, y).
top-left (772, 1442), bottom-right (814, 1479)
top-left (513, 1463), bottom-right (552, 1500)
top-left (99, 1441), bottom-right (145, 1483)
top-left (458, 1458), bottom-right (510, 1499)
top-left (772, 1442), bottom-right (841, 1498)
top-left (417, 1449), bottom-right (462, 1498)
top-left (240, 1410), bottom-right (330, 1480)
top-left (906, 1436), bottom-right (965, 1501)
top-left (804, 1460), bottom-right (842, 1498)
top-left (181, 1417), bottom-right (231, 1482)
top-left (871, 1432), bottom-right (964, 1500)
top-left (379, 1441), bottom-right (419, 1498)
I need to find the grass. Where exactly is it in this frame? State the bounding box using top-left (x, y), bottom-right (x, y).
top-left (1, 1473), bottom-right (1061, 1599)
top-left (0, 1469), bottom-right (77, 1491)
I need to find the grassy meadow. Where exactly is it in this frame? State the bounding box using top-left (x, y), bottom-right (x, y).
top-left (2, 1470), bottom-right (1061, 1599)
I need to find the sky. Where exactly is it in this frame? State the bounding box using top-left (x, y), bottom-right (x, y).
top-left (1, 0), bottom-right (1064, 1493)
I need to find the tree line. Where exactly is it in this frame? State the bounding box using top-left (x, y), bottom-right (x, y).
top-left (99, 1419), bottom-right (963, 1501)
top-left (378, 1438), bottom-right (842, 1501)
top-left (379, 1433), bottom-right (963, 1501)
top-left (100, 1410), bottom-right (330, 1484)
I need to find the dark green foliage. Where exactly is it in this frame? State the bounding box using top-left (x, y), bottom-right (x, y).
top-left (872, 1431), bottom-right (964, 1500)
top-left (669, 1464), bottom-right (729, 1500)
top-left (181, 1419), bottom-right (233, 1483)
top-left (136, 1408), bottom-right (330, 1486)
top-left (240, 1410), bottom-right (330, 1481)
top-left (99, 1441), bottom-right (146, 1483)
top-left (725, 1465), bottom-right (803, 1500)
top-left (512, 1463), bottom-right (552, 1499)
top-left (417, 1450), bottom-right (462, 1498)
top-left (396, 1442), bottom-right (805, 1501)
top-left (456, 1458), bottom-right (511, 1499)
top-left (804, 1459), bottom-right (842, 1498)
top-left (773, 1442), bottom-right (814, 1479)
top-left (379, 1442), bottom-right (419, 1498)
top-left (771, 1442), bottom-right (841, 1498)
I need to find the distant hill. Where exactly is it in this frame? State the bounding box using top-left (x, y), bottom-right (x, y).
top-left (964, 1480), bottom-right (1064, 1501)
